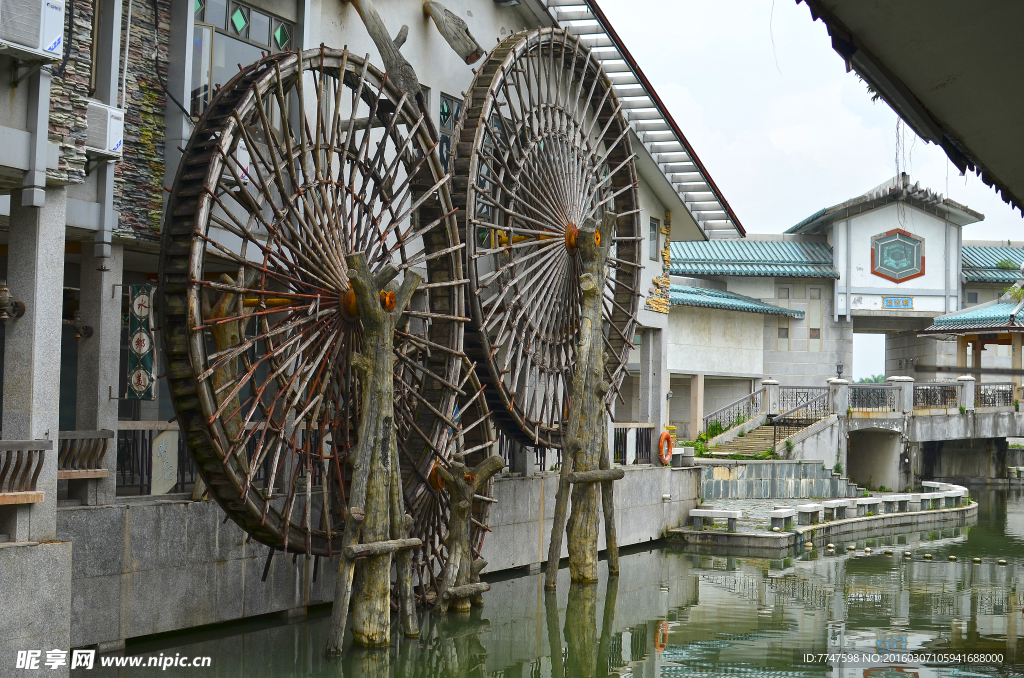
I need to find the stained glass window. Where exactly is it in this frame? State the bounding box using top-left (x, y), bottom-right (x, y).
top-left (871, 229), bottom-right (925, 282)
top-left (230, 4), bottom-right (249, 36)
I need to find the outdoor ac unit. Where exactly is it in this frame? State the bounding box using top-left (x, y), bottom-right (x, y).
top-left (85, 102), bottom-right (124, 158)
top-left (0, 0), bottom-right (66, 62)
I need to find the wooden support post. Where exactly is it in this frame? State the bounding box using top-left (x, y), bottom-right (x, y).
top-left (545, 213), bottom-right (620, 589)
top-left (564, 581), bottom-right (599, 677)
top-left (956, 335), bottom-right (968, 371)
top-left (544, 589), bottom-right (565, 678)
top-left (434, 452), bottom-right (505, 613)
top-left (325, 253), bottom-right (421, 654)
top-left (596, 575), bottom-right (619, 673)
top-left (344, 0), bottom-right (422, 102)
top-left (423, 1), bottom-right (483, 64)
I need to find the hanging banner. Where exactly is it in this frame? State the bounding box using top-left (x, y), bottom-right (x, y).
top-left (127, 284), bottom-right (156, 400)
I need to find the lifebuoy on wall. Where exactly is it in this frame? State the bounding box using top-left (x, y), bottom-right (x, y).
top-left (658, 432), bottom-right (673, 465)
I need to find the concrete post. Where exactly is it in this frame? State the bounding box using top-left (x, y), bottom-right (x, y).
top-left (511, 441), bottom-right (536, 476)
top-left (1, 187), bottom-right (67, 542)
top-left (887, 376), bottom-right (914, 413)
top-left (74, 244), bottom-right (124, 505)
top-left (689, 374), bottom-right (705, 438)
top-left (830, 379), bottom-right (849, 416)
top-left (639, 328), bottom-right (667, 454)
top-left (957, 375), bottom-right (975, 411)
top-left (763, 379), bottom-right (780, 416)
top-left (971, 340), bottom-right (983, 371)
top-left (1013, 333), bottom-right (1022, 401)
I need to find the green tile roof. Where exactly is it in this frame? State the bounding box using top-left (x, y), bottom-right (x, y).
top-left (925, 302), bottom-right (1024, 332)
top-left (962, 246), bottom-right (1024, 283)
top-left (670, 284), bottom-right (804, 318)
top-left (669, 240), bottom-right (838, 278)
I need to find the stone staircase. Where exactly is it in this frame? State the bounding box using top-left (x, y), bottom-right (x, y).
top-left (708, 425), bottom-right (777, 457)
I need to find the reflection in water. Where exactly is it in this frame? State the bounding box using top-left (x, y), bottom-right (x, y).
top-left (79, 488), bottom-right (1024, 677)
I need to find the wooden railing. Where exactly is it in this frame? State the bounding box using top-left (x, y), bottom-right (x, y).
top-left (0, 440), bottom-right (52, 505)
top-left (57, 430), bottom-right (114, 480)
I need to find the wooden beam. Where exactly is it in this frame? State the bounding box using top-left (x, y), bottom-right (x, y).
top-left (423, 1), bottom-right (483, 64)
top-left (0, 491), bottom-right (45, 505)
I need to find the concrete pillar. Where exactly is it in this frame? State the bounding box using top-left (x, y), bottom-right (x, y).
top-left (639, 328), bottom-right (667, 454)
top-left (74, 244), bottom-right (124, 505)
top-left (511, 441), bottom-right (536, 476)
top-left (830, 379), bottom-right (849, 416)
top-left (1, 187), bottom-right (67, 542)
top-left (972, 340), bottom-right (983, 371)
top-left (957, 375), bottom-right (976, 411)
top-left (887, 376), bottom-right (914, 414)
top-left (763, 379), bottom-right (780, 416)
top-left (689, 374), bottom-right (705, 439)
top-left (1013, 333), bottom-right (1022, 401)
top-left (956, 336), bottom-right (968, 370)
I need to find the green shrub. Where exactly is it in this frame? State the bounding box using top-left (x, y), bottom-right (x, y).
top-left (833, 461), bottom-right (843, 475)
top-left (1016, 400), bottom-right (1020, 412)
top-left (996, 258), bottom-right (1017, 270)
top-left (737, 431), bottom-right (745, 438)
top-left (1004, 285), bottom-right (1024, 302)
top-left (959, 405), bottom-right (966, 415)
top-left (785, 440), bottom-right (794, 453)
top-left (706, 420), bottom-right (724, 438)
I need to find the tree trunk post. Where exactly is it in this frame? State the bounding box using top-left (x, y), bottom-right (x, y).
top-left (545, 212), bottom-right (619, 588)
top-left (434, 452), bottom-right (505, 613)
top-left (564, 581), bottom-right (599, 678)
top-left (344, 0), bottom-right (422, 101)
top-left (423, 1), bottom-right (484, 64)
top-left (325, 253), bottom-right (421, 654)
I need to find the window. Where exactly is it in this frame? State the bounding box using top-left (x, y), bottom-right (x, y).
top-left (649, 218), bottom-right (660, 261)
top-left (777, 287), bottom-right (790, 300)
top-left (808, 288), bottom-right (822, 351)
top-left (438, 93), bottom-right (461, 173)
top-left (777, 319), bottom-right (790, 351)
top-left (967, 292), bottom-right (978, 304)
top-left (191, 1), bottom-right (294, 116)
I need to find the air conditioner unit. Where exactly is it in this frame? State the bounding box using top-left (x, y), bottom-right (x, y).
top-left (0, 0), bottom-right (66, 62)
top-left (85, 102), bottom-right (124, 158)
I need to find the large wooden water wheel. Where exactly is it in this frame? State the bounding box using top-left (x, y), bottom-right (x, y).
top-left (158, 47), bottom-right (493, 595)
top-left (452, 29), bottom-right (642, 447)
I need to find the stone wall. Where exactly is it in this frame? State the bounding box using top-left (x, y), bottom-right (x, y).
top-left (697, 459), bottom-right (856, 500)
top-left (0, 542), bottom-right (72, 672)
top-left (47, 0), bottom-right (95, 186)
top-left (481, 466), bottom-right (701, 572)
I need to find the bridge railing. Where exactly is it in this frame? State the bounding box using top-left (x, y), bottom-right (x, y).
top-left (771, 392), bottom-right (831, 448)
top-left (849, 384), bottom-right (901, 412)
top-left (975, 382), bottom-right (1015, 408)
top-left (913, 383), bottom-right (958, 409)
top-left (780, 386), bottom-right (829, 413)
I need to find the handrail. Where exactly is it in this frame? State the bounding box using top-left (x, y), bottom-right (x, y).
top-left (702, 387), bottom-right (766, 426)
top-left (773, 391), bottom-right (830, 422)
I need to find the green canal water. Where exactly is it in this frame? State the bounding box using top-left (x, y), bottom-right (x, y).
top-left (80, 488), bottom-right (1024, 677)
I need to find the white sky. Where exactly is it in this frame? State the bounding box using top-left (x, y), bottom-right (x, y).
top-left (598, 0), bottom-right (1024, 379)
top-left (597, 0), bottom-right (1024, 240)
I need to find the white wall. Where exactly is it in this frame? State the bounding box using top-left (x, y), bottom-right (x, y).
top-left (841, 203), bottom-right (960, 314)
top-left (667, 305), bottom-right (764, 376)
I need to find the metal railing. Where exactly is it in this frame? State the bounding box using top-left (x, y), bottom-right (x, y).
top-left (913, 383), bottom-right (958, 409)
top-left (0, 440), bottom-right (52, 499)
top-left (976, 382), bottom-right (1015, 408)
top-left (117, 423), bottom-right (196, 495)
top-left (613, 423), bottom-right (653, 465)
top-left (702, 387), bottom-right (765, 437)
top-left (780, 386), bottom-right (829, 412)
top-left (57, 430), bottom-right (114, 478)
top-left (771, 393), bottom-right (831, 448)
top-left (849, 384), bottom-right (900, 412)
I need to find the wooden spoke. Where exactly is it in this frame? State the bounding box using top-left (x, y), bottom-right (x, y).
top-left (158, 48), bottom-right (493, 588)
top-left (453, 29), bottom-right (640, 447)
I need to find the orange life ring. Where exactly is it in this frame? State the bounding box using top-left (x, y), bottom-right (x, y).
top-left (658, 432), bottom-right (673, 465)
top-left (655, 620), bottom-right (669, 652)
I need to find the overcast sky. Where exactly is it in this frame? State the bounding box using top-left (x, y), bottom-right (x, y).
top-left (598, 0), bottom-right (1023, 379)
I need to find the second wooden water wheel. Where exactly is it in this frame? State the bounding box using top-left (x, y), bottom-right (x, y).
top-left (158, 47), bottom-right (494, 597)
top-left (452, 29), bottom-right (642, 447)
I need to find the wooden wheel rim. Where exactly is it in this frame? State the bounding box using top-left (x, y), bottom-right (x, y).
top-left (158, 48), bottom-right (488, 575)
top-left (454, 29), bottom-right (641, 447)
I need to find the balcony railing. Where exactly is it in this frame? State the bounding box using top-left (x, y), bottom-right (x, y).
top-left (849, 384), bottom-right (900, 412)
top-left (613, 423), bottom-right (653, 465)
top-left (702, 387), bottom-right (765, 437)
top-left (117, 422), bottom-right (196, 495)
top-left (976, 382), bottom-right (1015, 408)
top-left (0, 440), bottom-right (52, 504)
top-left (913, 383), bottom-right (958, 409)
top-left (57, 430), bottom-right (114, 480)
top-left (771, 392), bottom-right (831, 448)
top-left (780, 386), bottom-right (829, 413)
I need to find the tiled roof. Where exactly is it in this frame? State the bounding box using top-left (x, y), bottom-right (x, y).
top-left (924, 302), bottom-right (1024, 332)
top-left (669, 284), bottom-right (804, 318)
top-left (668, 240), bottom-right (838, 278)
top-left (962, 246), bottom-right (1024, 283)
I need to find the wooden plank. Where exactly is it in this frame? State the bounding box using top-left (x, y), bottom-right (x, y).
top-left (57, 430), bottom-right (115, 440)
top-left (0, 491), bottom-right (44, 505)
top-left (0, 440), bottom-right (53, 451)
top-left (57, 469), bottom-right (110, 480)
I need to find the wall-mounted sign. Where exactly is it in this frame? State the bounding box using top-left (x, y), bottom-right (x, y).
top-left (151, 430), bottom-right (179, 495)
top-left (871, 228), bottom-right (925, 283)
top-left (882, 296), bottom-right (914, 309)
